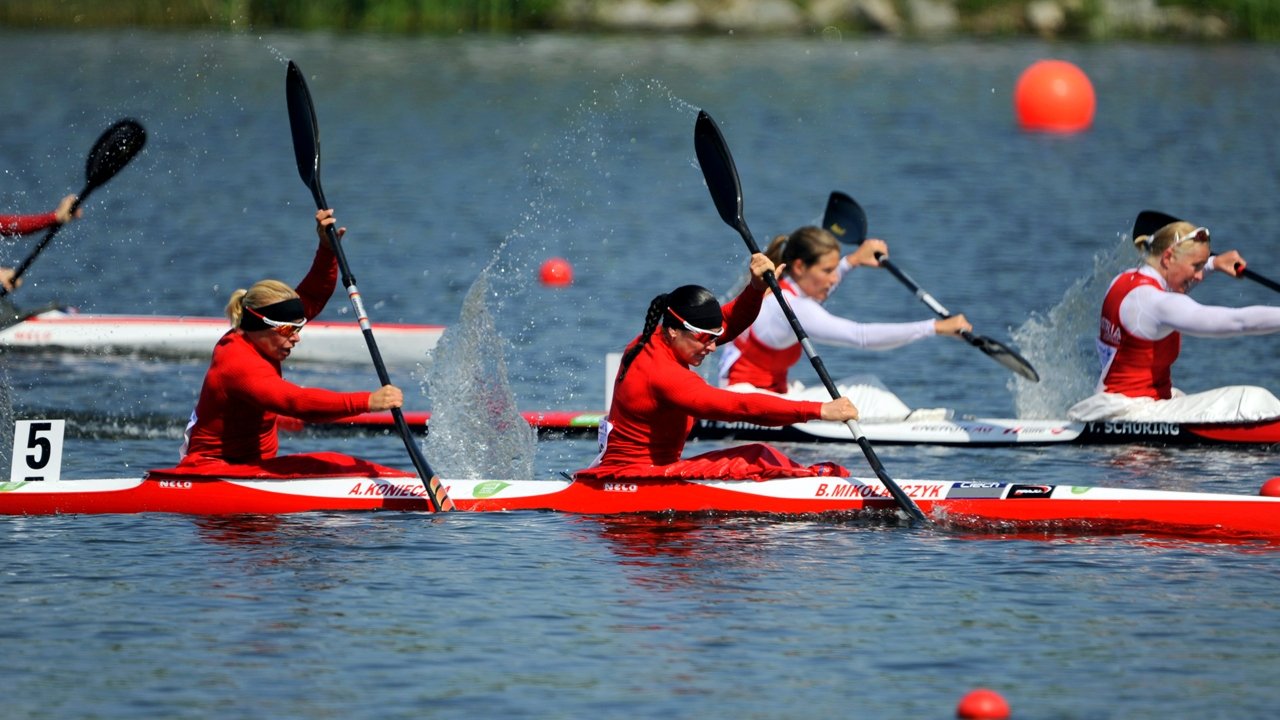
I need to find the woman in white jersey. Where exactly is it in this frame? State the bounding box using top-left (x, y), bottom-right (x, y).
top-left (717, 226), bottom-right (970, 419)
top-left (1068, 220), bottom-right (1280, 422)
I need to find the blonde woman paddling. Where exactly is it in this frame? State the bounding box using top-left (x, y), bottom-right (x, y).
top-left (1069, 220), bottom-right (1280, 422)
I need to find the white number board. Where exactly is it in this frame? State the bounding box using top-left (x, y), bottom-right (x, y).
top-left (10, 419), bottom-right (65, 482)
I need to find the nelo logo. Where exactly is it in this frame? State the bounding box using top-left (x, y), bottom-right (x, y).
top-left (603, 483), bottom-right (638, 493)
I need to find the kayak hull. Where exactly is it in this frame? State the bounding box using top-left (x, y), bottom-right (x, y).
top-left (296, 411), bottom-right (1280, 446)
top-left (4, 475), bottom-right (1279, 540)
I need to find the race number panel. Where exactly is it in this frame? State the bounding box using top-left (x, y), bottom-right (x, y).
top-left (10, 419), bottom-right (65, 482)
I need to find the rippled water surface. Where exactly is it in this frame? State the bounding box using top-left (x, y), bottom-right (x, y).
top-left (2, 29), bottom-right (1279, 719)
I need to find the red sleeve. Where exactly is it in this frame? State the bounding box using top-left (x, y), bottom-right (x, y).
top-left (227, 356), bottom-right (368, 421)
top-left (652, 364), bottom-right (821, 426)
top-left (295, 240), bottom-right (340, 320)
top-left (720, 282), bottom-right (766, 343)
top-left (0, 213), bottom-right (58, 238)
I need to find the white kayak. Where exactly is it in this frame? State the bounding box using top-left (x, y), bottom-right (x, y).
top-left (0, 307), bottom-right (443, 365)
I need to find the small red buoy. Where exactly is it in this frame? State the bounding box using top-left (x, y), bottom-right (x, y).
top-left (1014, 59), bottom-right (1096, 133)
top-left (1260, 477), bottom-right (1280, 497)
top-left (957, 688), bottom-right (1011, 720)
top-left (539, 257), bottom-right (573, 287)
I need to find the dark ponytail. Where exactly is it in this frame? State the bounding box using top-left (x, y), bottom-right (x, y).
top-left (616, 293), bottom-right (669, 383)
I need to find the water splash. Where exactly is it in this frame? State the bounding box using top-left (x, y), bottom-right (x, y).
top-left (1010, 235), bottom-right (1134, 418)
top-left (424, 273), bottom-right (536, 479)
top-left (422, 77), bottom-right (700, 476)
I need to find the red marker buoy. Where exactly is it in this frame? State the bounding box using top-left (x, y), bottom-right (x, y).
top-left (1014, 59), bottom-right (1095, 133)
top-left (957, 688), bottom-right (1010, 719)
top-left (539, 257), bottom-right (573, 287)
top-left (1260, 477), bottom-right (1280, 497)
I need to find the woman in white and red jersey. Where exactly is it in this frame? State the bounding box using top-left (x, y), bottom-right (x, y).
top-left (176, 209), bottom-right (404, 471)
top-left (577, 252), bottom-right (859, 481)
top-left (718, 226), bottom-right (969, 395)
top-left (1068, 220), bottom-right (1280, 422)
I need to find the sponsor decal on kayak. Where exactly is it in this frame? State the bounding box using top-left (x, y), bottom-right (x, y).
top-left (0, 481), bottom-right (26, 492)
top-left (946, 481), bottom-right (1007, 499)
top-left (1086, 421), bottom-right (1180, 436)
top-left (471, 481), bottom-right (510, 498)
top-left (157, 480), bottom-right (192, 489)
top-left (603, 483), bottom-right (638, 493)
top-left (346, 481), bottom-right (427, 498)
top-left (1070, 486), bottom-right (1094, 495)
top-left (1007, 484), bottom-right (1054, 499)
top-left (813, 482), bottom-right (942, 499)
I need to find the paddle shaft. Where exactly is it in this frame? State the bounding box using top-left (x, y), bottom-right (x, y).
top-left (1241, 267), bottom-right (1280, 294)
top-left (309, 186), bottom-right (454, 512)
top-left (0, 193), bottom-right (87, 298)
top-left (873, 252), bottom-right (989, 347)
top-left (744, 234), bottom-right (928, 522)
top-left (693, 110), bottom-right (925, 521)
top-left (286, 60), bottom-right (452, 512)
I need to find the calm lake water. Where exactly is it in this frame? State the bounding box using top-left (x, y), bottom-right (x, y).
top-left (2, 29), bottom-right (1279, 719)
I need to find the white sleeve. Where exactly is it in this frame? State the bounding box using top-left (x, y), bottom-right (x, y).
top-left (1120, 285), bottom-right (1280, 339)
top-left (753, 290), bottom-right (935, 350)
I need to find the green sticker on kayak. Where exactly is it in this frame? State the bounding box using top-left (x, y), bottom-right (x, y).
top-left (1071, 486), bottom-right (1094, 495)
top-left (472, 481), bottom-right (510, 498)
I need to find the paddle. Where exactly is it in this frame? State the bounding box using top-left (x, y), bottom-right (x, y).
top-left (1, 118), bottom-right (147, 298)
top-left (693, 110), bottom-right (927, 523)
top-left (823, 191), bottom-right (1040, 382)
top-left (285, 60), bottom-right (454, 512)
top-left (1134, 209), bottom-right (1280, 294)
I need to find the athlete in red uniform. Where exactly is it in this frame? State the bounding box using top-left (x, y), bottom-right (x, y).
top-left (1, 194), bottom-right (82, 291)
top-left (178, 209), bottom-right (404, 470)
top-left (578, 252), bottom-right (860, 481)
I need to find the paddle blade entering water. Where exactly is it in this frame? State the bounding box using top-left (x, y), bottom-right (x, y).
top-left (822, 191), bottom-right (868, 245)
top-left (967, 333), bottom-right (1040, 382)
top-left (85, 119), bottom-right (147, 190)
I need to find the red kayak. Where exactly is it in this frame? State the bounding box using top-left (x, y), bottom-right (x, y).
top-left (4, 464), bottom-right (1279, 541)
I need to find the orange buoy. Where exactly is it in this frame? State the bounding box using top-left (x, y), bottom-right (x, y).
top-left (539, 257), bottom-right (573, 287)
top-left (956, 688), bottom-right (1011, 719)
top-left (1014, 59), bottom-right (1096, 133)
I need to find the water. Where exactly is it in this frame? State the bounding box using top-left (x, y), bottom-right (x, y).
top-left (2, 29), bottom-right (1280, 718)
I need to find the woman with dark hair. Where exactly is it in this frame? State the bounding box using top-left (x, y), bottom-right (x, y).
top-left (577, 252), bottom-right (859, 480)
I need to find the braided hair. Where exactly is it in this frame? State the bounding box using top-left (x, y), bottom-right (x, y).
top-left (616, 285), bottom-right (721, 382)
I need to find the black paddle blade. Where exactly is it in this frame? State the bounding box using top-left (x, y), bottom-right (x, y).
top-left (85, 118), bottom-right (146, 191)
top-left (1132, 210), bottom-right (1180, 240)
top-left (822, 191), bottom-right (868, 245)
top-left (285, 60), bottom-right (325, 208)
top-left (966, 333), bottom-right (1040, 382)
top-left (693, 110), bottom-right (751, 243)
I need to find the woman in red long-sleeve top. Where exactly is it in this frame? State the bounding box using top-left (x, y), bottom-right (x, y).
top-left (177, 209), bottom-right (403, 471)
top-left (578, 253), bottom-right (859, 481)
top-left (1, 194), bottom-right (82, 291)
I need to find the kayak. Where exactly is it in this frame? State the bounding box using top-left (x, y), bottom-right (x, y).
top-left (4, 470), bottom-right (1280, 540)
top-left (690, 415), bottom-right (1280, 446)
top-left (292, 410), bottom-right (1280, 446)
top-left (0, 307), bottom-right (443, 365)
